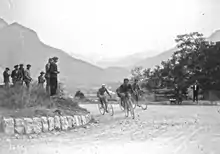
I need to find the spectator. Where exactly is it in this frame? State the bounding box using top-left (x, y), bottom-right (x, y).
top-left (49, 57), bottom-right (59, 96)
top-left (191, 80), bottom-right (199, 103)
top-left (38, 71), bottom-right (45, 88)
top-left (11, 65), bottom-right (19, 86)
top-left (17, 64), bottom-right (25, 86)
top-left (24, 64), bottom-right (32, 89)
top-left (45, 58), bottom-right (53, 94)
top-left (3, 67), bottom-right (10, 88)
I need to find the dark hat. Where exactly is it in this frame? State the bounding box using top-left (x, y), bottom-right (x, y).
top-left (6, 67), bottom-right (10, 70)
top-left (19, 64), bottom-right (24, 66)
top-left (27, 64), bottom-right (31, 67)
top-left (52, 56), bottom-right (58, 60)
top-left (124, 78), bottom-right (129, 82)
top-left (14, 65), bottom-right (18, 68)
top-left (40, 71), bottom-right (45, 74)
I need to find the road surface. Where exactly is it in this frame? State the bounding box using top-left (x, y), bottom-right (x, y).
top-left (1, 104), bottom-right (220, 154)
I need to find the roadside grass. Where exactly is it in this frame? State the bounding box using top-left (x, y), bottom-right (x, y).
top-left (0, 82), bottom-right (89, 118)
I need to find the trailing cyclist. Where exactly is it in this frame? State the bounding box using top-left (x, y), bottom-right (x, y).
top-left (97, 84), bottom-right (112, 113)
top-left (132, 79), bottom-right (141, 107)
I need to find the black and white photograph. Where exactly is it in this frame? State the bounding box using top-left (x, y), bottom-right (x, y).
top-left (0, 0), bottom-right (220, 153)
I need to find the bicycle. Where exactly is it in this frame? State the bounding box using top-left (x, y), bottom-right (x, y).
top-left (97, 96), bottom-right (114, 116)
top-left (123, 92), bottom-right (135, 119)
top-left (132, 92), bottom-right (147, 110)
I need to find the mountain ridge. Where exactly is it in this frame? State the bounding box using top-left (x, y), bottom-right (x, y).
top-left (0, 19), bottom-right (129, 92)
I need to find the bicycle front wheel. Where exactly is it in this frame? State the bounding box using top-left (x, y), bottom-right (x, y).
top-left (107, 103), bottom-right (114, 116)
top-left (128, 99), bottom-right (135, 119)
top-left (98, 103), bottom-right (105, 115)
top-left (124, 100), bottom-right (129, 117)
top-left (119, 100), bottom-right (125, 111)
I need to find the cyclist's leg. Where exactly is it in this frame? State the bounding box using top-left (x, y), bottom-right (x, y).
top-left (99, 96), bottom-right (104, 108)
top-left (120, 93), bottom-right (126, 108)
top-left (103, 95), bottom-right (108, 112)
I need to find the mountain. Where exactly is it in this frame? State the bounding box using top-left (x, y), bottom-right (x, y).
top-left (133, 47), bottom-right (177, 68)
top-left (133, 29), bottom-right (220, 69)
top-left (96, 50), bottom-right (158, 68)
top-left (0, 20), bottom-right (129, 92)
top-left (207, 30), bottom-right (220, 42)
top-left (0, 18), bottom-right (8, 29)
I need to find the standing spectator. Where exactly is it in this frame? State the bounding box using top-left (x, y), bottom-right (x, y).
top-left (38, 71), bottom-right (45, 88)
top-left (3, 67), bottom-right (10, 88)
top-left (49, 57), bottom-right (59, 96)
top-left (191, 80), bottom-right (199, 103)
top-left (45, 58), bottom-right (53, 94)
top-left (24, 64), bottom-right (32, 89)
top-left (17, 64), bottom-right (25, 86)
top-left (11, 65), bottom-right (19, 86)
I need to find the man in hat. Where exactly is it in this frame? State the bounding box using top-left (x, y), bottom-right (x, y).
top-left (3, 67), bottom-right (10, 88)
top-left (49, 56), bottom-right (60, 96)
top-left (24, 64), bottom-right (32, 89)
top-left (45, 58), bottom-right (53, 94)
top-left (191, 80), bottom-right (199, 103)
top-left (38, 71), bottom-right (45, 88)
top-left (17, 64), bottom-right (25, 85)
top-left (11, 65), bottom-right (19, 86)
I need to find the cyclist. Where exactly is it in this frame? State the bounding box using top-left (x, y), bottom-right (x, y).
top-left (116, 78), bottom-right (134, 107)
top-left (97, 84), bottom-right (111, 112)
top-left (132, 79), bottom-right (141, 107)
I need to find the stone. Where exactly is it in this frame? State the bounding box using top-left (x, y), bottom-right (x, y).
top-left (41, 117), bottom-right (49, 132)
top-left (71, 116), bottom-right (77, 127)
top-left (48, 117), bottom-right (55, 131)
top-left (23, 118), bottom-right (34, 134)
top-left (2, 117), bottom-right (14, 135)
top-left (74, 115), bottom-right (82, 126)
top-left (54, 116), bottom-right (61, 130)
top-left (33, 117), bottom-right (42, 134)
top-left (86, 114), bottom-right (91, 123)
top-left (81, 115), bottom-right (87, 125)
top-left (74, 115), bottom-right (80, 126)
top-left (66, 116), bottom-right (73, 129)
top-left (60, 116), bottom-right (68, 131)
top-left (14, 118), bottom-right (25, 134)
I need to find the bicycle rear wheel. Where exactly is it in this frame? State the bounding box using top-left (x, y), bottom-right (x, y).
top-left (107, 103), bottom-right (114, 116)
top-left (140, 104), bottom-right (147, 110)
top-left (98, 103), bottom-right (105, 115)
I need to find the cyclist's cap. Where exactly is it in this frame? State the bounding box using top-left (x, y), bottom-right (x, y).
top-left (102, 84), bottom-right (106, 86)
top-left (14, 65), bottom-right (18, 68)
top-left (6, 67), bottom-right (10, 70)
top-left (124, 78), bottom-right (129, 81)
top-left (40, 71), bottom-right (45, 74)
top-left (53, 57), bottom-right (58, 60)
top-left (19, 64), bottom-right (24, 66)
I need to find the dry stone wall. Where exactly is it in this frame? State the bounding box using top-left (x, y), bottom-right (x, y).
top-left (0, 114), bottom-right (91, 135)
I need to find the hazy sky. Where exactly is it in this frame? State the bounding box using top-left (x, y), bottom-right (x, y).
top-left (1, 0), bottom-right (220, 61)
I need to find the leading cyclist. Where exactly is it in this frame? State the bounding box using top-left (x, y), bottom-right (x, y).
top-left (97, 84), bottom-right (111, 112)
top-left (116, 78), bottom-right (134, 108)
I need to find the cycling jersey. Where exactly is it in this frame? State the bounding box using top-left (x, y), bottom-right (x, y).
top-left (117, 84), bottom-right (133, 94)
top-left (97, 87), bottom-right (110, 96)
top-left (132, 82), bottom-right (140, 91)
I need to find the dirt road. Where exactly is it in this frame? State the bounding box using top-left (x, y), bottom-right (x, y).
top-left (1, 104), bottom-right (220, 154)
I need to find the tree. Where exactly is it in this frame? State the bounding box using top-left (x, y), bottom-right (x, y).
top-left (130, 66), bottom-right (144, 81)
